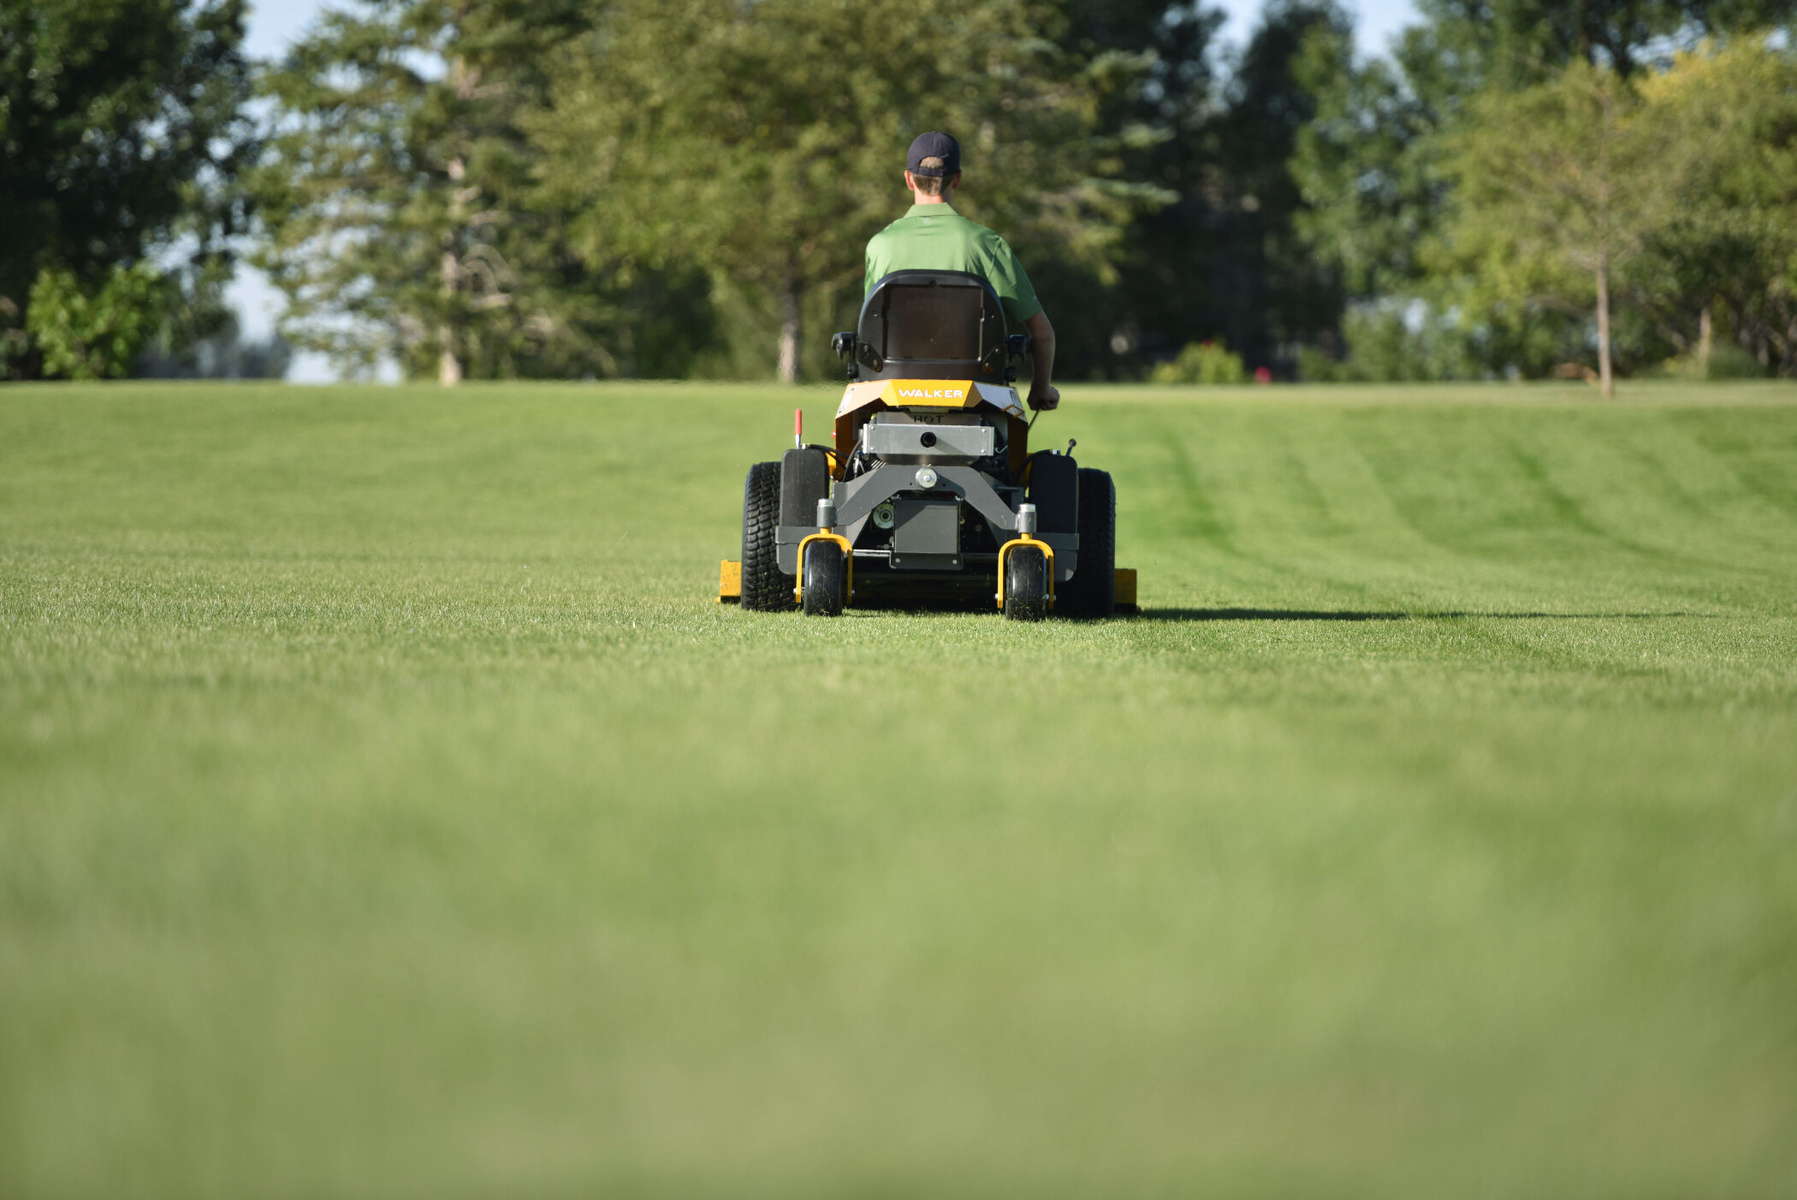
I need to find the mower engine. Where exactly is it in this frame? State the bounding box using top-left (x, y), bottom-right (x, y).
top-left (847, 411), bottom-right (1011, 573)
top-left (859, 411), bottom-right (996, 465)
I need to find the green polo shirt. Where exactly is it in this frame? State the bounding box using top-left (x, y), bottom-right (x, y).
top-left (864, 204), bottom-right (1044, 327)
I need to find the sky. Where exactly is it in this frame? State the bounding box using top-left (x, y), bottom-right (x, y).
top-left (233, 0), bottom-right (1422, 379)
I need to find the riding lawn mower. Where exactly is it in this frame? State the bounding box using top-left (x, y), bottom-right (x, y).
top-left (717, 269), bottom-right (1136, 620)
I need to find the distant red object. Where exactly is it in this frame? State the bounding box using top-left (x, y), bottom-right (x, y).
top-left (1254, 366), bottom-right (1272, 384)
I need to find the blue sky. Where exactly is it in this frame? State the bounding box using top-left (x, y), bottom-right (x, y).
top-left (234, 0), bottom-right (1422, 378)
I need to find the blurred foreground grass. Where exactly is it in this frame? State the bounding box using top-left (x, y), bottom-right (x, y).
top-left (3, 380), bottom-right (1796, 1197)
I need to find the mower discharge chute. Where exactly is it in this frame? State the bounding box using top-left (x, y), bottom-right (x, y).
top-left (719, 269), bottom-right (1136, 620)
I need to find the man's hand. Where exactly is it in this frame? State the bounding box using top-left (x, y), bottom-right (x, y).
top-left (1027, 384), bottom-right (1060, 412)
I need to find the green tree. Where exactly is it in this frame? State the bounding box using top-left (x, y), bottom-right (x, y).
top-left (0, 0), bottom-right (254, 379)
top-left (1631, 40), bottom-right (1797, 376)
top-left (1207, 0), bottom-right (1352, 370)
top-left (1292, 14), bottom-right (1510, 380)
top-left (1036, 0), bottom-right (1224, 377)
top-left (253, 0), bottom-right (678, 383)
top-left (1291, 18), bottom-right (1447, 302)
top-left (25, 264), bottom-right (167, 379)
top-left (534, 0), bottom-right (1157, 383)
top-left (1290, 0), bottom-right (1793, 380)
top-left (1439, 61), bottom-right (1673, 393)
top-left (1413, 0), bottom-right (1793, 86)
top-left (1056, 0), bottom-right (1344, 377)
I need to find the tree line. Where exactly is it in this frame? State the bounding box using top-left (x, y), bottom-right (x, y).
top-left (2, 0), bottom-right (1794, 385)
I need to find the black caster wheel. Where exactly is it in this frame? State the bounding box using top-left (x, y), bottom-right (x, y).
top-left (802, 540), bottom-right (846, 616)
top-left (1003, 545), bottom-right (1048, 622)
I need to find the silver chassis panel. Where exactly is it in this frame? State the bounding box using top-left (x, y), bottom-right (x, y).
top-left (776, 463), bottom-right (1077, 581)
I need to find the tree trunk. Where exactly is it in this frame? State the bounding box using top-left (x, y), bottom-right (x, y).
top-left (776, 277), bottom-right (801, 385)
top-left (439, 246), bottom-right (462, 386)
top-left (1592, 87), bottom-right (1615, 398)
top-left (1595, 256), bottom-right (1613, 397)
top-left (438, 333), bottom-right (462, 385)
top-left (439, 149), bottom-right (468, 387)
top-left (1697, 303), bottom-right (1713, 376)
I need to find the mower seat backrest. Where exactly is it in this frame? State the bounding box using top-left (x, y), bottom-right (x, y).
top-left (855, 270), bottom-right (1008, 381)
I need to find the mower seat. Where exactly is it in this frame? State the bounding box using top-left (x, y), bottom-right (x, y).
top-left (835, 270), bottom-right (1024, 382)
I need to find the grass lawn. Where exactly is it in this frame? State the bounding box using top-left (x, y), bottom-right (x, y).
top-left (3, 379), bottom-right (1796, 1197)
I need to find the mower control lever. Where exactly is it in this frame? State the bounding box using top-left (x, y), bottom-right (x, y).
top-left (831, 331), bottom-right (859, 381)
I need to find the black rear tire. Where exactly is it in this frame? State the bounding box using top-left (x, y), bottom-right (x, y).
top-left (741, 461), bottom-right (793, 611)
top-left (1058, 468), bottom-right (1115, 618)
top-left (801, 540), bottom-right (846, 616)
top-left (1004, 545), bottom-right (1049, 622)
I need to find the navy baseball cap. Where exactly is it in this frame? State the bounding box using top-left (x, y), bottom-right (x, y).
top-left (907, 131), bottom-right (961, 177)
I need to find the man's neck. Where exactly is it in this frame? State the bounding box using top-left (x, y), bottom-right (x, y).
top-left (910, 193), bottom-right (954, 207)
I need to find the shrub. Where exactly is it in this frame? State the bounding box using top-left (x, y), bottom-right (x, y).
top-left (28, 265), bottom-right (167, 380)
top-left (1660, 344), bottom-right (1765, 380)
top-left (1151, 339), bottom-right (1247, 384)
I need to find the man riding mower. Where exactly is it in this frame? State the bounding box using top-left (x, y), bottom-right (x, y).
top-left (720, 269), bottom-right (1133, 620)
top-left (718, 131), bottom-right (1134, 620)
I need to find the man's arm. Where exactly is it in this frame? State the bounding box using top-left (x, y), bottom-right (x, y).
top-left (1024, 310), bottom-right (1059, 411)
